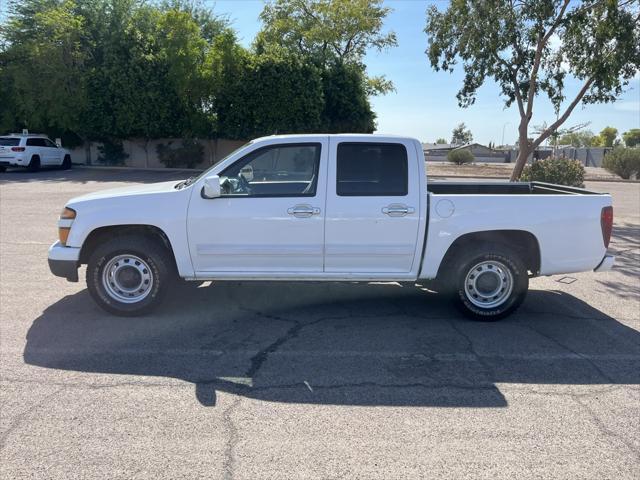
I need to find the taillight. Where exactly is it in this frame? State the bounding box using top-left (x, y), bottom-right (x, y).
top-left (600, 206), bottom-right (613, 248)
top-left (11, 147), bottom-right (25, 152)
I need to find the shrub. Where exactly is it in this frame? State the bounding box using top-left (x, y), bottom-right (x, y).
top-left (97, 139), bottom-right (128, 166)
top-left (447, 148), bottom-right (474, 165)
top-left (602, 147), bottom-right (640, 179)
top-left (156, 139), bottom-right (204, 169)
top-left (520, 157), bottom-right (585, 187)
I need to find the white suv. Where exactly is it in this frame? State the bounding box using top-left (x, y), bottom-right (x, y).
top-left (0, 133), bottom-right (72, 172)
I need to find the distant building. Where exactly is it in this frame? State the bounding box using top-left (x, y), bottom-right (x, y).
top-left (422, 142), bottom-right (507, 163)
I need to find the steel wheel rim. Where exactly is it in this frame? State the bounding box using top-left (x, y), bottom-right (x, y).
top-left (464, 260), bottom-right (514, 309)
top-left (102, 254), bottom-right (153, 304)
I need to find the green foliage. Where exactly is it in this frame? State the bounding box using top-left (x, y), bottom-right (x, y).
top-left (521, 158), bottom-right (585, 187)
top-left (0, 0), bottom-right (380, 143)
top-left (156, 138), bottom-right (205, 169)
top-left (435, 138), bottom-right (447, 144)
top-left (622, 129), bottom-right (640, 148)
top-left (596, 127), bottom-right (618, 148)
top-left (97, 139), bottom-right (129, 166)
top-left (602, 148), bottom-right (640, 180)
top-left (256, 0), bottom-right (396, 95)
top-left (451, 123), bottom-right (472, 145)
top-left (447, 149), bottom-right (474, 165)
top-left (558, 130), bottom-right (597, 147)
top-left (321, 62), bottom-right (375, 133)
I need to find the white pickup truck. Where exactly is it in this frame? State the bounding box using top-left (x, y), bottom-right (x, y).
top-left (48, 134), bottom-right (615, 320)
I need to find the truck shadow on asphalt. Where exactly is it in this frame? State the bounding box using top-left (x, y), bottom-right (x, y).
top-left (24, 282), bottom-right (640, 407)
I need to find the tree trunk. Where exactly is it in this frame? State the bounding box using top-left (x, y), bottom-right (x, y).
top-left (510, 121), bottom-right (531, 181)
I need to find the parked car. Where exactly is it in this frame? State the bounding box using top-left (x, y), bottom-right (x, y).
top-left (48, 134), bottom-right (615, 320)
top-left (0, 133), bottom-right (72, 172)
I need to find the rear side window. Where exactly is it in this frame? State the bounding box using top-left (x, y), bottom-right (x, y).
top-left (26, 138), bottom-right (46, 147)
top-left (336, 143), bottom-right (408, 196)
top-left (0, 138), bottom-right (19, 146)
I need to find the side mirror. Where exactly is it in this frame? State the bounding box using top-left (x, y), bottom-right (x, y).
top-left (202, 175), bottom-right (221, 199)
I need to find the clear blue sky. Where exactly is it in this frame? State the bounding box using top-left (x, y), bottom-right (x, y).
top-left (213, 0), bottom-right (639, 145)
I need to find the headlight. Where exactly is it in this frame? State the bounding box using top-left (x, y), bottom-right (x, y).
top-left (58, 207), bottom-right (76, 245)
top-left (60, 207), bottom-right (76, 219)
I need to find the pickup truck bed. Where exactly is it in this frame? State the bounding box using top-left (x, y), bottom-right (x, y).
top-left (427, 181), bottom-right (606, 195)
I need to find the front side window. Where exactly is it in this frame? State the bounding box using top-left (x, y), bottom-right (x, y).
top-left (220, 143), bottom-right (321, 197)
top-left (44, 139), bottom-right (58, 148)
top-left (336, 143), bottom-right (408, 196)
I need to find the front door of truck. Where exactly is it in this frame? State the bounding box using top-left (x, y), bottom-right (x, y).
top-left (324, 139), bottom-right (421, 274)
top-left (187, 139), bottom-right (328, 275)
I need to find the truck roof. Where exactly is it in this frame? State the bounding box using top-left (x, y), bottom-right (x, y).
top-left (252, 133), bottom-right (420, 143)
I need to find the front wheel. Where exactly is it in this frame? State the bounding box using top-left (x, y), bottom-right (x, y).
top-left (449, 246), bottom-right (528, 321)
top-left (61, 155), bottom-right (71, 170)
top-left (86, 235), bottom-right (173, 316)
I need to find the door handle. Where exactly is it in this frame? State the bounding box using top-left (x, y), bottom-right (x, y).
top-left (382, 204), bottom-right (415, 217)
top-left (287, 204), bottom-right (320, 218)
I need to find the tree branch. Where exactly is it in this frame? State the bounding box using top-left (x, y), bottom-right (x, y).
top-left (531, 77), bottom-right (595, 149)
top-left (525, 0), bottom-right (570, 118)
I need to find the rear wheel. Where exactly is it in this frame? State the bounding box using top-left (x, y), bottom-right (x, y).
top-left (28, 156), bottom-right (40, 172)
top-left (446, 245), bottom-right (528, 321)
top-left (61, 155), bottom-right (71, 170)
top-left (0, 166), bottom-right (6, 173)
top-left (86, 235), bottom-right (173, 316)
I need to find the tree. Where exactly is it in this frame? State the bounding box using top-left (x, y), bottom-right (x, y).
top-left (558, 130), bottom-right (597, 147)
top-left (595, 126), bottom-right (618, 148)
top-left (425, 1), bottom-right (640, 181)
top-left (0, 0), bottom-right (89, 137)
top-left (622, 129), bottom-right (640, 147)
top-left (435, 137), bottom-right (447, 144)
top-left (256, 0), bottom-right (396, 95)
top-left (451, 123), bottom-right (473, 145)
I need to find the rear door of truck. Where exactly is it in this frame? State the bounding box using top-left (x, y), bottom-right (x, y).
top-left (324, 137), bottom-right (423, 275)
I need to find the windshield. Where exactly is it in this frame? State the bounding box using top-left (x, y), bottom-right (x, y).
top-left (0, 137), bottom-right (20, 146)
top-left (176, 141), bottom-right (253, 189)
top-left (197, 142), bottom-right (253, 181)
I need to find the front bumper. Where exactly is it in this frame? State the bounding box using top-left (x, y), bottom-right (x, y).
top-left (594, 254), bottom-right (615, 273)
top-left (48, 241), bottom-right (80, 282)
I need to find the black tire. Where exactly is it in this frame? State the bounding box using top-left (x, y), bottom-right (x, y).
top-left (61, 155), bottom-right (72, 170)
top-left (446, 244), bottom-right (528, 321)
top-left (86, 234), bottom-right (173, 316)
top-left (28, 156), bottom-right (40, 172)
top-left (0, 166), bottom-right (6, 173)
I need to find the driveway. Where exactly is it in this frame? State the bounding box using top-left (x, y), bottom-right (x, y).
top-left (1, 168), bottom-right (638, 479)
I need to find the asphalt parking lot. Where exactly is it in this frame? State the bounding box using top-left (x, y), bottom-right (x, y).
top-left (1, 168), bottom-right (639, 479)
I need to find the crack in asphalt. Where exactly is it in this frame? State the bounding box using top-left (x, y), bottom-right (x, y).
top-left (572, 395), bottom-right (640, 459)
top-left (521, 324), bottom-right (616, 383)
top-left (221, 396), bottom-right (241, 480)
top-left (0, 386), bottom-right (65, 451)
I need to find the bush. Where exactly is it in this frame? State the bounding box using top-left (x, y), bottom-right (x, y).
top-left (602, 148), bottom-right (640, 179)
top-left (447, 148), bottom-right (474, 165)
top-left (97, 139), bottom-right (128, 166)
top-left (520, 157), bottom-right (585, 187)
top-left (156, 139), bottom-right (204, 169)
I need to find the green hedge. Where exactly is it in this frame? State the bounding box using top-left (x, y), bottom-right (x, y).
top-left (447, 149), bottom-right (474, 165)
top-left (602, 148), bottom-right (640, 179)
top-left (521, 158), bottom-right (585, 187)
